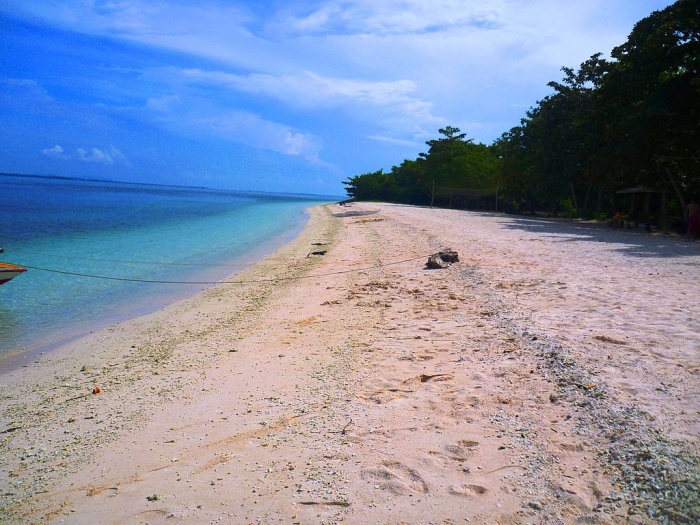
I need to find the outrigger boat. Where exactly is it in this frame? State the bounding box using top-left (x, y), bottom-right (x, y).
top-left (0, 262), bottom-right (27, 285)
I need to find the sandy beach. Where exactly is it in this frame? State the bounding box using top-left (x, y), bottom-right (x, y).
top-left (1, 202), bottom-right (698, 524)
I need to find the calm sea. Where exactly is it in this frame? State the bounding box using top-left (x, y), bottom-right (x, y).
top-left (0, 174), bottom-right (333, 364)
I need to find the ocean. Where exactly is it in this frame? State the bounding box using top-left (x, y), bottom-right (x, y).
top-left (0, 174), bottom-right (334, 365)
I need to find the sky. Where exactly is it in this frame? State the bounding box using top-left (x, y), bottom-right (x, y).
top-left (0, 1), bottom-right (676, 196)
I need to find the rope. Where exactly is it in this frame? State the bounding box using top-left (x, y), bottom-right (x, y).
top-left (15, 248), bottom-right (333, 268)
top-left (15, 250), bottom-right (265, 267)
top-left (19, 254), bottom-right (430, 285)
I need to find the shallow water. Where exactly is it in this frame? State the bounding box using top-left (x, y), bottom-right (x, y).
top-left (0, 174), bottom-right (333, 360)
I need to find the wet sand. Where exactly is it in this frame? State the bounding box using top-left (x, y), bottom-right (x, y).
top-left (1, 203), bottom-right (698, 524)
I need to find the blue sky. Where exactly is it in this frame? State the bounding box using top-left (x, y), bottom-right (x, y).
top-left (0, 1), bottom-right (674, 196)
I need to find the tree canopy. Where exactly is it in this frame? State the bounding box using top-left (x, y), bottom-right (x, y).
top-left (343, 0), bottom-right (699, 228)
top-left (344, 127), bottom-right (500, 209)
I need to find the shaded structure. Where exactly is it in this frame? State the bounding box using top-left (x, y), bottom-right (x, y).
top-left (615, 186), bottom-right (671, 232)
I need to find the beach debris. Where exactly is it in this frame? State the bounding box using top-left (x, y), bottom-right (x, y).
top-left (417, 373), bottom-right (452, 383)
top-left (332, 208), bottom-right (380, 218)
top-left (86, 486), bottom-right (119, 497)
top-left (327, 419), bottom-right (354, 435)
top-left (307, 250), bottom-right (327, 257)
top-left (299, 500), bottom-right (350, 507)
top-left (593, 335), bottom-right (627, 345)
top-left (146, 494), bottom-right (162, 501)
top-left (92, 386), bottom-right (101, 394)
top-left (426, 250), bottom-right (459, 269)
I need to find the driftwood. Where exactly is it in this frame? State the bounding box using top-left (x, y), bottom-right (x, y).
top-left (426, 250), bottom-right (459, 269)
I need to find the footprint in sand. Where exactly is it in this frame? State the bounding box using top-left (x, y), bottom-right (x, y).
top-left (558, 442), bottom-right (584, 452)
top-left (404, 373), bottom-right (455, 384)
top-left (361, 461), bottom-right (428, 495)
top-left (398, 352), bottom-right (435, 362)
top-left (448, 484), bottom-right (489, 497)
top-left (441, 393), bottom-right (481, 408)
top-left (358, 374), bottom-right (454, 404)
top-left (430, 440), bottom-right (480, 463)
top-left (85, 486), bottom-right (119, 498)
top-left (449, 439), bottom-right (479, 454)
top-left (357, 387), bottom-right (412, 404)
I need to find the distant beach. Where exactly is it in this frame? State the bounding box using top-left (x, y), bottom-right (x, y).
top-left (1, 202), bottom-right (698, 524)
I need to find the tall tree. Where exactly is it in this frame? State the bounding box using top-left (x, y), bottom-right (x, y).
top-left (604, 0), bottom-right (700, 210)
top-left (419, 127), bottom-right (473, 191)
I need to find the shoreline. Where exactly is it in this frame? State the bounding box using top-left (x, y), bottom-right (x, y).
top-left (0, 203), bottom-right (342, 522)
top-left (1, 202), bottom-right (698, 524)
top-left (0, 206), bottom-right (313, 373)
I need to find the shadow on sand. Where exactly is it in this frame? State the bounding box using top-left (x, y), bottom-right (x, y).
top-left (481, 213), bottom-right (700, 259)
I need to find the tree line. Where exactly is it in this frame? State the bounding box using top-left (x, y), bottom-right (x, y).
top-left (343, 0), bottom-right (699, 229)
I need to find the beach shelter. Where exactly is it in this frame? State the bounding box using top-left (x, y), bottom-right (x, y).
top-left (615, 186), bottom-right (667, 231)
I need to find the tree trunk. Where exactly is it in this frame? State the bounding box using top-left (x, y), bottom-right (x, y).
top-left (661, 189), bottom-right (668, 232)
top-left (569, 181), bottom-right (579, 214)
top-left (582, 183), bottom-right (592, 215)
top-left (495, 180), bottom-right (499, 212)
top-left (667, 171), bottom-right (687, 221)
top-left (610, 193), bottom-right (616, 215)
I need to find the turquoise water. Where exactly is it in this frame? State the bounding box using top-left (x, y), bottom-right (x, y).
top-left (0, 174), bottom-right (333, 362)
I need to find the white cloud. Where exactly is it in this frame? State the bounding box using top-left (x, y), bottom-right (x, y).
top-left (42, 144), bottom-right (68, 159)
top-left (0, 77), bottom-right (54, 110)
top-left (180, 68), bottom-right (418, 106)
top-left (142, 81), bottom-right (324, 162)
top-left (3, 1), bottom-right (284, 73)
top-left (4, 1), bottom-right (673, 81)
top-left (76, 146), bottom-right (128, 165)
top-left (42, 144), bottom-right (129, 166)
top-left (179, 68), bottom-right (443, 135)
top-left (273, 0), bottom-right (507, 36)
top-left (140, 66), bottom-right (444, 161)
top-left (4, 0), bottom-right (675, 165)
top-left (5, 1), bottom-right (252, 37)
top-left (195, 110), bottom-right (323, 162)
top-left (367, 135), bottom-right (423, 148)
top-left (146, 94), bottom-right (180, 112)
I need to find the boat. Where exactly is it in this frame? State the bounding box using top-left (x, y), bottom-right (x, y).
top-left (0, 262), bottom-right (27, 285)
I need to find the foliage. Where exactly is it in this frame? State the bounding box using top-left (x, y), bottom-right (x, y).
top-left (343, 127), bottom-right (500, 207)
top-left (344, 0), bottom-right (699, 224)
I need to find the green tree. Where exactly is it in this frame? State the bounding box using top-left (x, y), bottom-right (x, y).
top-left (343, 127), bottom-right (500, 208)
top-left (343, 169), bottom-right (390, 201)
top-left (604, 0), bottom-right (700, 213)
top-left (419, 127), bottom-right (473, 192)
top-left (390, 159), bottom-right (429, 204)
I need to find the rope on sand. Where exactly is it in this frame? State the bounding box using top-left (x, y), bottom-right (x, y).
top-left (20, 254), bottom-right (431, 285)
